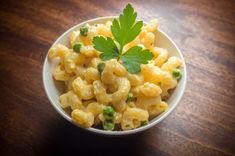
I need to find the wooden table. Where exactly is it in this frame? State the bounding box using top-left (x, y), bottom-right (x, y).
top-left (0, 0), bottom-right (235, 155)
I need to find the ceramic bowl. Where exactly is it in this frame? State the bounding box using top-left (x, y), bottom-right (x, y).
top-left (43, 16), bottom-right (187, 136)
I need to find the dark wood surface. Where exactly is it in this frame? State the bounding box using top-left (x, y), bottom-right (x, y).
top-left (0, 0), bottom-right (235, 155)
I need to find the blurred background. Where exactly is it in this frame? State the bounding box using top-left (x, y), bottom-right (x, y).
top-left (0, 0), bottom-right (234, 156)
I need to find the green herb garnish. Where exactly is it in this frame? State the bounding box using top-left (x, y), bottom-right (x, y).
top-left (92, 4), bottom-right (153, 74)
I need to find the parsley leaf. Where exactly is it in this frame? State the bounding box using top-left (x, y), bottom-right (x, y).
top-left (93, 36), bottom-right (119, 61)
top-left (111, 4), bottom-right (143, 49)
top-left (92, 4), bottom-right (154, 74)
top-left (120, 46), bottom-right (153, 74)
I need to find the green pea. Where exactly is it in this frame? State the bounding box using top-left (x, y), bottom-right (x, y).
top-left (103, 106), bottom-right (115, 117)
top-left (103, 121), bottom-right (114, 131)
top-left (103, 106), bottom-right (115, 121)
top-left (80, 26), bottom-right (88, 36)
top-left (141, 120), bottom-right (148, 126)
top-left (172, 69), bottom-right (182, 80)
top-left (73, 43), bottom-right (82, 53)
top-left (126, 92), bottom-right (134, 102)
top-left (97, 62), bottom-right (105, 73)
top-left (104, 115), bottom-right (114, 122)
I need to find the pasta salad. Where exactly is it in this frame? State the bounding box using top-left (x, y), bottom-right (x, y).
top-left (48, 4), bottom-right (182, 131)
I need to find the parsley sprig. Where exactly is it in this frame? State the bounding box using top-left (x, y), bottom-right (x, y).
top-left (92, 4), bottom-right (153, 74)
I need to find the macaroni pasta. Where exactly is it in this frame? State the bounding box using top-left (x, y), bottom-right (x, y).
top-left (48, 19), bottom-right (182, 131)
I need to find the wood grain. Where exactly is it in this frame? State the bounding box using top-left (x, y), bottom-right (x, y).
top-left (0, 0), bottom-right (235, 155)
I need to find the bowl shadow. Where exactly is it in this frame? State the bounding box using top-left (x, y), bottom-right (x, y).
top-left (37, 118), bottom-right (156, 156)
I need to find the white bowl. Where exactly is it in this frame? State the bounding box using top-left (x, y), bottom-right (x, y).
top-left (43, 16), bottom-right (187, 136)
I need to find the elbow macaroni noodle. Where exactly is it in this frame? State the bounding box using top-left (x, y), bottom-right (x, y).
top-left (48, 19), bottom-right (182, 131)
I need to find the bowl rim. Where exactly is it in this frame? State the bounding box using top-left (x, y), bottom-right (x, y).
top-left (42, 16), bottom-right (187, 136)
